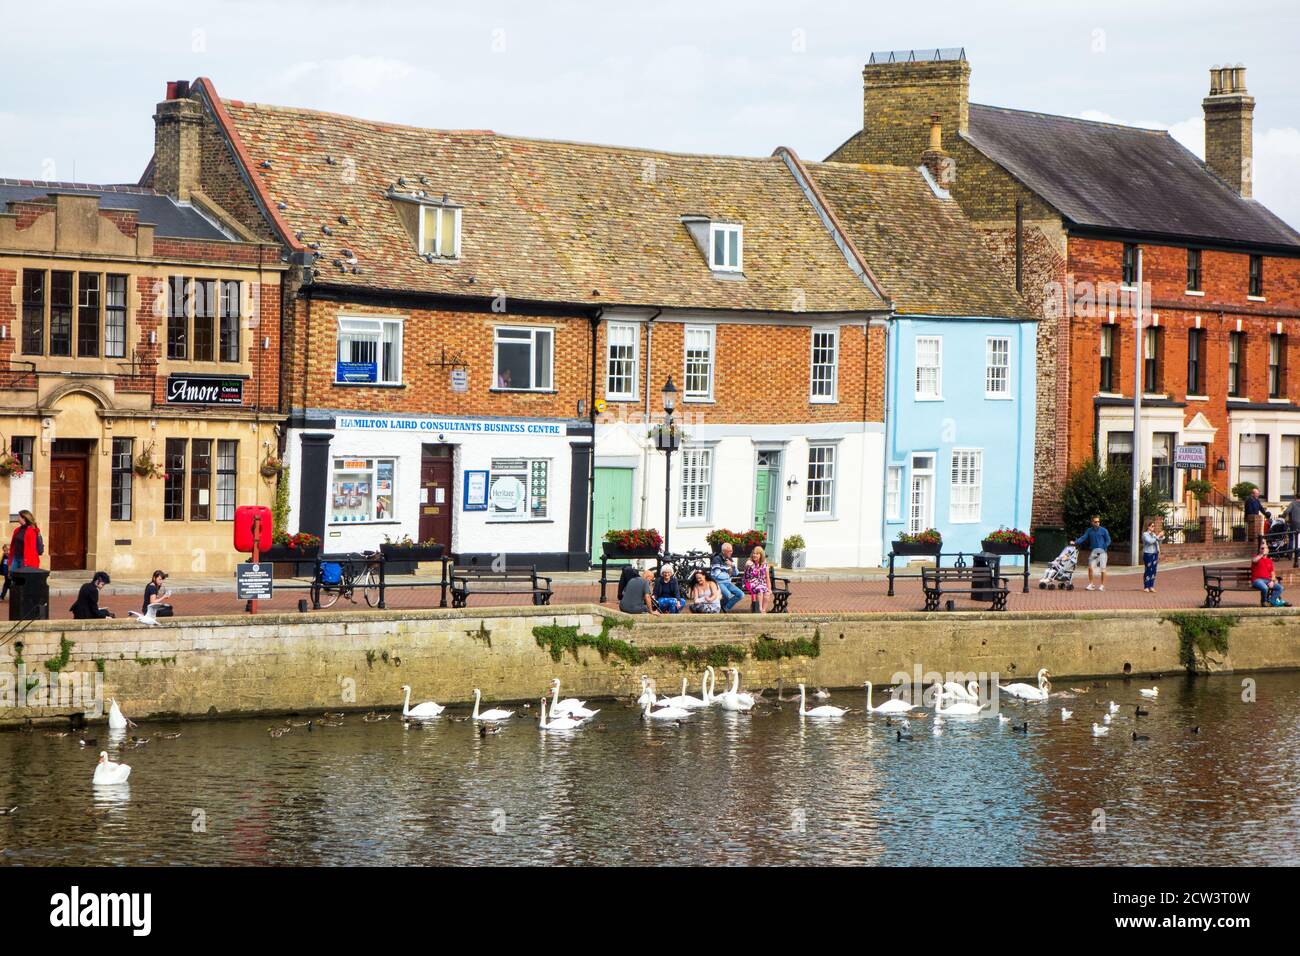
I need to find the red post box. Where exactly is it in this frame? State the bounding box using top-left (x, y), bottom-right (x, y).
top-left (234, 505), bottom-right (273, 554)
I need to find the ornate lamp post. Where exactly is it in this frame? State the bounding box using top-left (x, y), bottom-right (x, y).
top-left (655, 376), bottom-right (680, 555)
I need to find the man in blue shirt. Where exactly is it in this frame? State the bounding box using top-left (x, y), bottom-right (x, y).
top-left (1244, 487), bottom-right (1266, 539)
top-left (1075, 515), bottom-right (1112, 591)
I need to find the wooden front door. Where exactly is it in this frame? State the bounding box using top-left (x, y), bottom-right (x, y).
top-left (418, 445), bottom-right (454, 549)
top-left (49, 456), bottom-right (88, 570)
top-left (591, 466), bottom-right (634, 564)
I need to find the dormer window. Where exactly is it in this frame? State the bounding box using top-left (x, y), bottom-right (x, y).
top-left (709, 223), bottom-right (743, 272)
top-left (419, 204), bottom-right (461, 259)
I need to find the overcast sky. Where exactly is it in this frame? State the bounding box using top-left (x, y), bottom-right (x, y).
top-left (2, 0), bottom-right (1297, 227)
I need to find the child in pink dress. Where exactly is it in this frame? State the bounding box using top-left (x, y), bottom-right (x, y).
top-left (743, 546), bottom-right (772, 613)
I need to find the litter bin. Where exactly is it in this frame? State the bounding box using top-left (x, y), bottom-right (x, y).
top-left (971, 552), bottom-right (1001, 603)
top-left (8, 567), bottom-right (50, 620)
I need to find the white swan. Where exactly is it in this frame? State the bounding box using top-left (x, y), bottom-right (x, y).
top-left (549, 679), bottom-right (599, 718)
top-left (658, 677), bottom-right (709, 710)
top-left (93, 751), bottom-right (131, 785)
top-left (934, 683), bottom-right (986, 716)
top-left (643, 698), bottom-right (692, 721)
top-left (715, 668), bottom-right (755, 711)
top-left (941, 680), bottom-right (979, 702)
top-left (636, 676), bottom-right (658, 707)
top-left (1061, 708), bottom-right (1073, 721)
top-left (864, 681), bottom-right (917, 715)
top-left (1000, 668), bottom-right (1051, 701)
top-left (401, 685), bottom-right (445, 719)
top-left (471, 689), bottom-right (514, 722)
top-left (107, 698), bottom-right (135, 730)
top-left (1108, 700), bottom-right (1120, 714)
top-left (1092, 723), bottom-right (1109, 737)
top-left (538, 698), bottom-right (585, 731)
top-left (798, 683), bottom-right (848, 718)
top-left (1138, 687), bottom-right (1159, 699)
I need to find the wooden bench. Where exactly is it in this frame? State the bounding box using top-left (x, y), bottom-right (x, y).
top-left (921, 567), bottom-right (1009, 611)
top-left (451, 567), bottom-right (553, 608)
top-left (733, 566), bottom-right (792, 613)
top-left (1202, 566), bottom-right (1274, 607)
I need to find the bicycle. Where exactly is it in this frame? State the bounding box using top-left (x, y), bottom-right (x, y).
top-left (311, 552), bottom-right (383, 609)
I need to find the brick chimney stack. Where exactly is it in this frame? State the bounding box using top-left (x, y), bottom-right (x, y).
top-left (860, 48), bottom-right (970, 167)
top-left (920, 114), bottom-right (951, 186)
top-left (1202, 64), bottom-right (1254, 197)
top-left (153, 80), bottom-right (202, 201)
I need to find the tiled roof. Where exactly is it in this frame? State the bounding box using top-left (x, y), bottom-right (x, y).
top-left (0, 179), bottom-right (232, 241)
top-left (963, 104), bottom-right (1300, 251)
top-left (216, 98), bottom-right (888, 314)
top-left (807, 162), bottom-right (1036, 320)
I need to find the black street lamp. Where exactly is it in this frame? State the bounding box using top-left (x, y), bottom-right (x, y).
top-left (656, 376), bottom-right (680, 555)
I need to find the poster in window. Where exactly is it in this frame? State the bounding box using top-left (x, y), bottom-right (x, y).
top-left (464, 470), bottom-right (489, 511)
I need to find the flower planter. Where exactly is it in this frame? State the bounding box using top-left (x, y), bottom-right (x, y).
top-left (602, 541), bottom-right (660, 560)
top-left (980, 540), bottom-right (1029, 556)
top-left (781, 548), bottom-right (806, 570)
top-left (380, 544), bottom-right (445, 563)
top-left (260, 545), bottom-right (320, 563)
top-left (892, 541), bottom-right (941, 556)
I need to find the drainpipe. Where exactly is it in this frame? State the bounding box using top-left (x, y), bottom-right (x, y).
top-left (878, 316), bottom-right (893, 566)
top-left (587, 309), bottom-right (602, 565)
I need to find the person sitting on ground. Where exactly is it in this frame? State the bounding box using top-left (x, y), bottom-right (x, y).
top-left (687, 568), bottom-right (721, 614)
top-left (653, 564), bottom-right (686, 614)
top-left (71, 571), bottom-right (115, 620)
top-left (1251, 538), bottom-right (1289, 607)
top-left (1075, 515), bottom-right (1112, 591)
top-left (709, 541), bottom-right (745, 613)
top-left (142, 569), bottom-right (173, 618)
top-left (619, 568), bottom-right (658, 615)
top-left (743, 545), bottom-right (772, 614)
top-left (616, 562), bottom-right (640, 603)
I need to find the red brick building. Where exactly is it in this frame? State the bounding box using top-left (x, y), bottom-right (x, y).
top-left (830, 51), bottom-right (1300, 533)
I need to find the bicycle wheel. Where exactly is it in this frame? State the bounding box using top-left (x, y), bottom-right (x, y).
top-left (362, 567), bottom-right (382, 607)
top-left (315, 582), bottom-right (342, 609)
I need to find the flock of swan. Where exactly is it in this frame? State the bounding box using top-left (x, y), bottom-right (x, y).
top-left (86, 666), bottom-right (1169, 788)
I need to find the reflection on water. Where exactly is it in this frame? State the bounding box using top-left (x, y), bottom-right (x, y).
top-left (2, 672), bottom-right (1299, 866)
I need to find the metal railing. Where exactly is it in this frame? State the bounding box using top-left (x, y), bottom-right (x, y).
top-left (1160, 489), bottom-right (1244, 546)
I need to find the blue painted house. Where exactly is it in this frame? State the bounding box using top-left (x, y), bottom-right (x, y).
top-left (809, 161), bottom-right (1039, 559)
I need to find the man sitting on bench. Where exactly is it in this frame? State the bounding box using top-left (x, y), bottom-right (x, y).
top-left (619, 568), bottom-right (659, 615)
top-left (1251, 539), bottom-right (1290, 607)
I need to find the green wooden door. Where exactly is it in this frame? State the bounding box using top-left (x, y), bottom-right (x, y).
top-left (592, 467), bottom-right (635, 563)
top-left (754, 450), bottom-right (781, 550)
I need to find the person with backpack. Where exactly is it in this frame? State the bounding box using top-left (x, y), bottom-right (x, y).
top-left (8, 510), bottom-right (43, 571)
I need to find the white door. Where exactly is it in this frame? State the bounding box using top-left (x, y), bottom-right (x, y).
top-left (909, 473), bottom-right (932, 534)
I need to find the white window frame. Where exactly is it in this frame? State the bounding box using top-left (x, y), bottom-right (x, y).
top-left (683, 325), bottom-right (715, 401)
top-left (335, 315), bottom-right (404, 385)
top-left (805, 443), bottom-right (837, 518)
top-left (909, 453), bottom-right (936, 534)
top-left (493, 325), bottom-right (554, 391)
top-left (886, 465), bottom-right (902, 521)
top-left (915, 336), bottom-right (942, 400)
top-left (708, 223), bottom-right (743, 272)
top-left (949, 448), bottom-right (983, 524)
top-left (985, 336), bottom-right (1011, 398)
top-left (810, 327), bottom-right (839, 403)
top-left (678, 446), bottom-right (713, 524)
top-left (605, 321), bottom-right (639, 401)
top-left (417, 204), bottom-right (462, 259)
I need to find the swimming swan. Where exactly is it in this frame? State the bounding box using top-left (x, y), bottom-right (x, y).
top-left (864, 681), bottom-right (917, 715)
top-left (471, 689), bottom-right (514, 722)
top-left (798, 683), bottom-right (848, 718)
top-left (93, 751), bottom-right (131, 785)
top-left (401, 685), bottom-right (445, 719)
top-left (1000, 668), bottom-right (1051, 701)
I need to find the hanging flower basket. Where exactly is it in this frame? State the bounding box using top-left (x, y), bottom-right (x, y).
top-left (0, 451), bottom-right (24, 479)
top-left (133, 443), bottom-right (163, 479)
top-left (260, 454), bottom-right (284, 479)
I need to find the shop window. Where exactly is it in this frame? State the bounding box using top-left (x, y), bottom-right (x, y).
top-left (1151, 432), bottom-right (1175, 500)
top-left (806, 444), bottom-right (836, 516)
top-left (1106, 431), bottom-right (1133, 472)
top-left (330, 457), bottom-right (396, 523)
top-left (164, 439), bottom-right (187, 521)
top-left (216, 440), bottom-right (237, 520)
top-left (21, 270), bottom-right (44, 355)
top-left (219, 280), bottom-right (241, 362)
top-left (49, 271), bottom-right (73, 357)
top-left (949, 448), bottom-right (983, 522)
top-left (105, 275), bottom-right (127, 359)
top-left (493, 327), bottom-right (553, 391)
top-left (606, 322), bottom-right (638, 400)
top-left (488, 458), bottom-right (549, 520)
top-left (111, 438), bottom-right (133, 521)
top-left (679, 447), bottom-right (712, 521)
top-left (336, 316), bottom-right (403, 385)
top-left (190, 439), bottom-right (212, 521)
top-left (810, 329), bottom-right (838, 402)
top-left (77, 273), bottom-right (99, 358)
top-left (1239, 434), bottom-right (1268, 497)
top-left (684, 326), bottom-right (715, 400)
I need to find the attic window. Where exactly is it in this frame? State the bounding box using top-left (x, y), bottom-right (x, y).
top-left (418, 204), bottom-right (461, 259)
top-left (709, 223), bottom-right (742, 272)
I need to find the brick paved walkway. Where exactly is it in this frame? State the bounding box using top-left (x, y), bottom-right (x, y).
top-left (71, 560), bottom-right (1286, 622)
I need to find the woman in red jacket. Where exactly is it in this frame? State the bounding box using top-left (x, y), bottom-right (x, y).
top-left (1251, 538), bottom-right (1288, 606)
top-left (8, 510), bottom-right (41, 571)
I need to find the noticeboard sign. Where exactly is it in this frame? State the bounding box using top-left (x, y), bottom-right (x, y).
top-left (235, 562), bottom-right (274, 600)
top-left (1174, 444), bottom-right (1208, 469)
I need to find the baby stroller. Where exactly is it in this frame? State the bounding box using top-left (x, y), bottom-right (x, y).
top-left (1265, 515), bottom-right (1293, 558)
top-left (1038, 543), bottom-right (1078, 590)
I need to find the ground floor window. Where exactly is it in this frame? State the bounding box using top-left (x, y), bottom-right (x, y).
top-left (1282, 436), bottom-right (1300, 501)
top-left (949, 448), bottom-right (983, 522)
top-left (1239, 434), bottom-right (1268, 496)
top-left (1151, 432), bottom-right (1175, 500)
top-left (886, 465), bottom-right (902, 520)
top-left (488, 458), bottom-right (549, 520)
top-left (1106, 431), bottom-right (1133, 472)
top-left (190, 439), bottom-right (212, 521)
top-left (216, 440), bottom-right (238, 520)
top-left (679, 447), bottom-right (712, 521)
top-left (111, 438), bottom-right (133, 521)
top-left (164, 439), bottom-right (187, 520)
top-left (806, 444), bottom-right (836, 516)
top-left (331, 457), bottom-right (396, 523)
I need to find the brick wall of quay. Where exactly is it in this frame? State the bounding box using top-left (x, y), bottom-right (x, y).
top-left (3, 606), bottom-right (1299, 726)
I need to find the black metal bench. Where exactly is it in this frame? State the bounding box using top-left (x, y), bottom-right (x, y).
top-left (733, 566), bottom-right (792, 613)
top-left (451, 566), bottom-right (553, 608)
top-left (922, 566), bottom-right (1009, 611)
top-left (1202, 566), bottom-right (1272, 607)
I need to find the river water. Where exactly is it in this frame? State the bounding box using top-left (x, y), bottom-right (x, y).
top-left (2, 671), bottom-right (1298, 866)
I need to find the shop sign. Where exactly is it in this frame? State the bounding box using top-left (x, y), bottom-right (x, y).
top-left (165, 375), bottom-right (243, 405)
top-left (336, 361), bottom-right (378, 383)
top-left (335, 414), bottom-right (563, 436)
top-left (450, 368), bottom-right (469, 392)
top-left (1174, 445), bottom-right (1207, 469)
